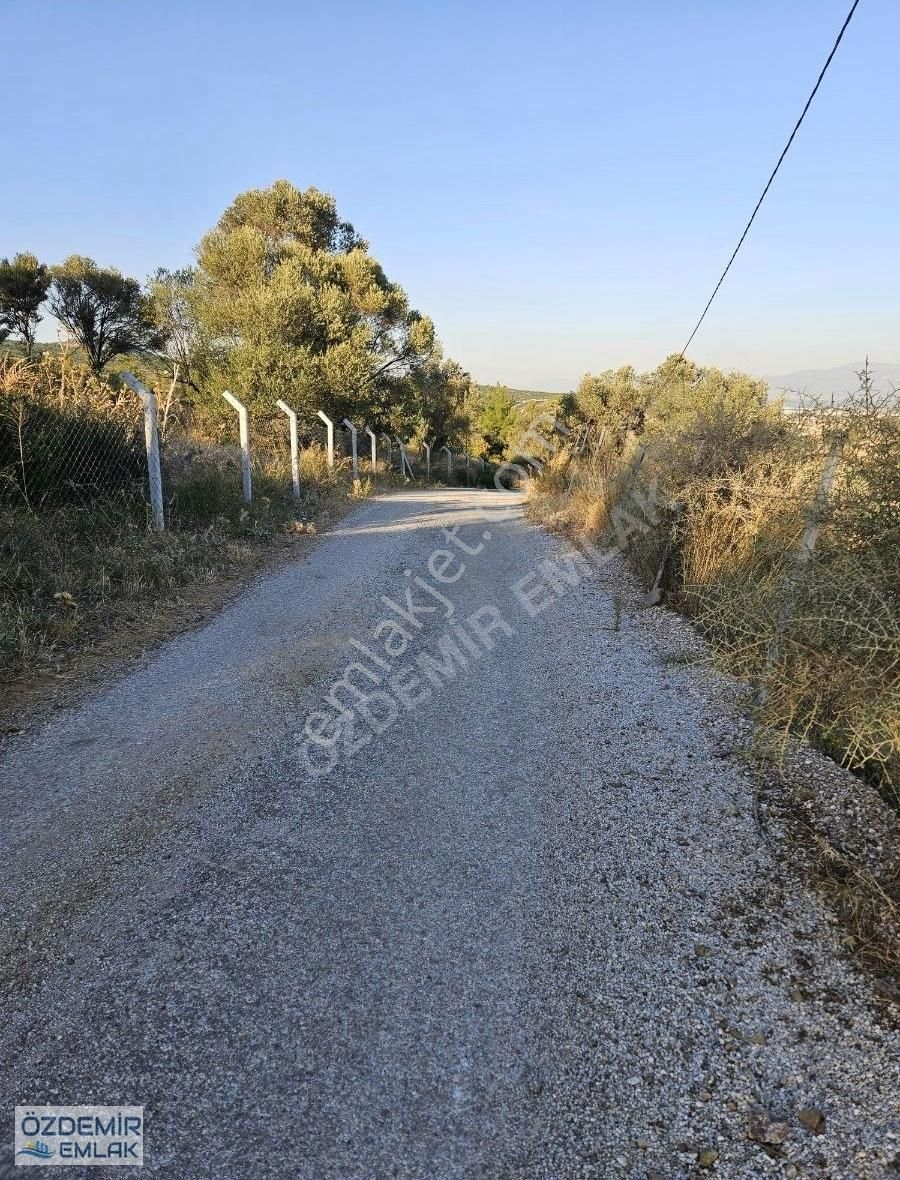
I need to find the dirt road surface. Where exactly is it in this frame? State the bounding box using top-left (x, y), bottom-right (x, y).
top-left (1, 489), bottom-right (896, 1178)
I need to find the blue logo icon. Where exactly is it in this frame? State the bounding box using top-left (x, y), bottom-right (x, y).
top-left (17, 1139), bottom-right (56, 1159)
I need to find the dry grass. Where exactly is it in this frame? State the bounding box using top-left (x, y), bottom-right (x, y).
top-left (528, 382), bottom-right (900, 803)
top-left (809, 830), bottom-right (900, 983)
top-left (0, 354), bottom-right (365, 701)
top-left (530, 377), bottom-right (900, 986)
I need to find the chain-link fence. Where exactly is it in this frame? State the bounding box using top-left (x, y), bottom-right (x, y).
top-left (0, 393), bottom-right (147, 510)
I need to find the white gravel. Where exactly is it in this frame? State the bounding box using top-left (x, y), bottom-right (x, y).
top-left (0, 489), bottom-right (896, 1178)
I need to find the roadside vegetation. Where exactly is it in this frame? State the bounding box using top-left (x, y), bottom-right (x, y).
top-left (0, 350), bottom-right (354, 698)
top-left (0, 182), bottom-right (516, 707)
top-left (527, 356), bottom-right (899, 805)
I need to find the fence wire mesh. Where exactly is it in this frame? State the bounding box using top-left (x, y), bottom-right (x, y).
top-left (0, 361), bottom-right (147, 511)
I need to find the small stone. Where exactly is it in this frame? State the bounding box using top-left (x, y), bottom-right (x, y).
top-left (626, 1076), bottom-right (641, 1086)
top-left (699, 1090), bottom-right (712, 1101)
top-left (748, 1113), bottom-right (789, 1145)
top-left (694, 943), bottom-right (712, 957)
top-left (697, 1147), bottom-right (719, 1168)
top-left (635, 1138), bottom-right (651, 1149)
top-left (798, 1107), bottom-right (824, 1135)
top-left (749, 1031), bottom-right (767, 1045)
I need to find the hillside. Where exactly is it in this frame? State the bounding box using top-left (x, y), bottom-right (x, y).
top-left (766, 361), bottom-right (900, 407)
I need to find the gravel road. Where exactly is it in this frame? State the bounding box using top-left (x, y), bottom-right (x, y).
top-left (0, 488), bottom-right (896, 1178)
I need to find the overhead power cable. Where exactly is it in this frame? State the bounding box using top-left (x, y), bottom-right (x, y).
top-left (679, 0), bottom-right (861, 357)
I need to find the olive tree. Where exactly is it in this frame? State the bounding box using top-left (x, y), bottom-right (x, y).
top-left (0, 252), bottom-right (51, 356)
top-left (49, 256), bottom-right (164, 373)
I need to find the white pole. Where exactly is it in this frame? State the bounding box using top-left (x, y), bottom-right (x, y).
top-left (342, 418), bottom-right (359, 482)
top-left (396, 439), bottom-right (412, 479)
top-left (121, 371), bottom-right (164, 530)
top-left (222, 391), bottom-right (252, 503)
top-left (380, 433), bottom-right (392, 470)
top-left (442, 445), bottom-right (452, 480)
top-left (276, 399), bottom-right (300, 498)
top-left (364, 426), bottom-right (377, 473)
top-left (317, 410), bottom-right (335, 468)
top-left (423, 442), bottom-right (431, 482)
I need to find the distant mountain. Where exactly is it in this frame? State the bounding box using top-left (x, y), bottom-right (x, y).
top-left (765, 362), bottom-right (900, 409)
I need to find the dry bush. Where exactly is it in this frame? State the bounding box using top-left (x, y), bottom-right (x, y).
top-left (529, 378), bottom-right (899, 800)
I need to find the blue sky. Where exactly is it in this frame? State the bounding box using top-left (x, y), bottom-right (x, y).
top-left (1, 0), bottom-right (896, 390)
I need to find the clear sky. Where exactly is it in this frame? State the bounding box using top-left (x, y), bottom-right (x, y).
top-left (1, 0), bottom-right (896, 391)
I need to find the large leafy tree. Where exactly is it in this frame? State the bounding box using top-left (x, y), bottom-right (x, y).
top-left (192, 180), bottom-right (439, 428)
top-left (50, 256), bottom-right (165, 373)
top-left (0, 252), bottom-right (51, 356)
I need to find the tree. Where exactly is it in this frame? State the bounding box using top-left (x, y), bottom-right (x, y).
top-left (49, 256), bottom-right (165, 373)
top-left (191, 180), bottom-right (439, 426)
top-left (569, 366), bottom-right (647, 449)
top-left (644, 355), bottom-right (770, 435)
top-left (147, 266), bottom-right (202, 389)
top-left (471, 384), bottom-right (516, 460)
top-left (0, 252), bottom-right (51, 356)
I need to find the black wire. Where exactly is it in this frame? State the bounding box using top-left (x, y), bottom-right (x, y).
top-left (679, 0), bottom-right (862, 358)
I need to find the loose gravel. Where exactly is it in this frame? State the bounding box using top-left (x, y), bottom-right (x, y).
top-left (0, 489), bottom-right (896, 1178)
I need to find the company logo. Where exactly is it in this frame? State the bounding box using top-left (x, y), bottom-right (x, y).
top-left (14, 1106), bottom-right (144, 1167)
top-left (16, 1140), bottom-right (55, 1160)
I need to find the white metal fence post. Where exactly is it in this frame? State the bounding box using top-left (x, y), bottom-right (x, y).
top-left (423, 442), bottom-right (431, 481)
top-left (397, 440), bottom-right (414, 479)
top-left (276, 399), bottom-right (301, 498)
top-left (121, 371), bottom-right (164, 530)
top-left (317, 410), bottom-right (335, 467)
top-left (442, 445), bottom-right (452, 480)
top-left (380, 433), bottom-right (392, 471)
top-left (364, 426), bottom-right (378, 473)
top-left (223, 391), bottom-right (252, 503)
top-left (343, 418), bottom-right (359, 482)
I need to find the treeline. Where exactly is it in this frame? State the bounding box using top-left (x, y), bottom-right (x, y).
top-left (0, 180), bottom-right (516, 454)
